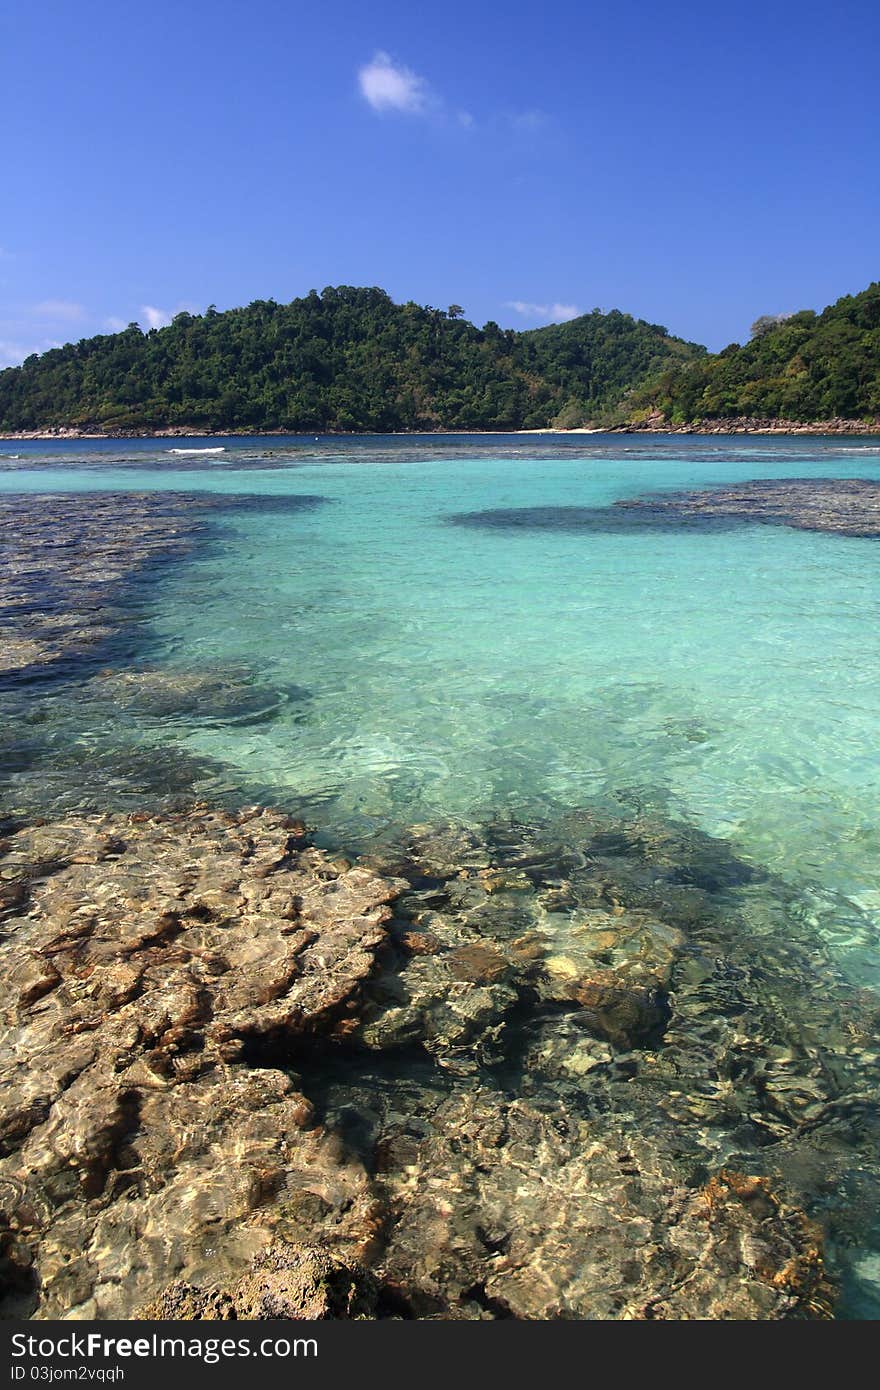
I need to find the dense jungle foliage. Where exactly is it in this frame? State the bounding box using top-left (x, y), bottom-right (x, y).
top-left (618, 283), bottom-right (880, 425)
top-left (0, 286), bottom-right (702, 432)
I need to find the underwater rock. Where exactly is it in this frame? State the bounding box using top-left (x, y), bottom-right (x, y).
top-left (0, 493), bottom-right (207, 679)
top-left (353, 825), bottom-right (686, 1060)
top-left (143, 1244), bottom-right (382, 1320)
top-left (448, 478), bottom-right (880, 541)
top-left (91, 665), bottom-right (305, 725)
top-left (375, 1088), bottom-right (831, 1319)
top-left (0, 730), bottom-right (233, 820)
top-left (618, 477), bottom-right (880, 539)
top-left (0, 491), bottom-right (326, 680)
top-left (0, 805), bottom-right (401, 1317)
top-left (447, 503), bottom-right (745, 534)
top-left (533, 908), bottom-right (680, 1046)
top-left (0, 640), bottom-right (58, 675)
top-left (1, 801), bottom-right (875, 1319)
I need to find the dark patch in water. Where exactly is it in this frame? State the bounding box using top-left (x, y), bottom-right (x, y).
top-left (449, 478), bottom-right (880, 540)
top-left (447, 504), bottom-right (745, 533)
top-left (0, 489), bottom-right (330, 689)
top-left (211, 492), bottom-right (330, 516)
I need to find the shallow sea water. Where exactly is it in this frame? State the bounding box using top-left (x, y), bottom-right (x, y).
top-left (2, 432), bottom-right (880, 1315)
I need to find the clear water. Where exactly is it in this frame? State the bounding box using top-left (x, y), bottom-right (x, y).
top-left (3, 433), bottom-right (880, 1314)
top-left (5, 433), bottom-right (878, 979)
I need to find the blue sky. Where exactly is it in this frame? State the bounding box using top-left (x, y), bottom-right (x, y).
top-left (3, 0), bottom-right (878, 365)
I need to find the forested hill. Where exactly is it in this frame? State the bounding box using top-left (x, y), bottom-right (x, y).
top-left (618, 283), bottom-right (880, 426)
top-left (0, 287), bottom-right (702, 434)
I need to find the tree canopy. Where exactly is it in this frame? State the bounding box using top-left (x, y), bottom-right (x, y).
top-left (619, 283), bottom-right (880, 425)
top-left (0, 286), bottom-right (703, 433)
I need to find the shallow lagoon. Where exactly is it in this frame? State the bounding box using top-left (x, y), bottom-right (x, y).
top-left (6, 435), bottom-right (879, 972)
top-left (2, 433), bottom-right (880, 1315)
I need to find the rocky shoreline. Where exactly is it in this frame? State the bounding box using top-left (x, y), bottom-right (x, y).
top-left (2, 418), bottom-right (880, 441)
top-left (2, 799), bottom-right (877, 1320)
top-left (609, 412), bottom-right (880, 436)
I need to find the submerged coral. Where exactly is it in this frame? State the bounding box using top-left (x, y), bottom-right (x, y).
top-left (90, 665), bottom-right (308, 726)
top-left (1, 801), bottom-right (874, 1320)
top-left (0, 491), bottom-right (326, 680)
top-left (619, 477), bottom-right (880, 539)
top-left (449, 477), bottom-right (880, 539)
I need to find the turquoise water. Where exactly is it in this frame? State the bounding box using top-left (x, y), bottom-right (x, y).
top-left (4, 433), bottom-right (880, 1315)
top-left (3, 435), bottom-right (880, 988)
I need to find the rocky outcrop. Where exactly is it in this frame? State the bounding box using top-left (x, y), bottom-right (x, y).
top-left (2, 804), bottom-right (874, 1320)
top-left (0, 806), bottom-right (401, 1318)
top-left (616, 411), bottom-right (880, 435)
top-left (143, 1244), bottom-right (382, 1320)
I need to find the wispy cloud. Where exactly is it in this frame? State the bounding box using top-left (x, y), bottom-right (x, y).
top-left (505, 300), bottom-right (580, 323)
top-left (358, 51), bottom-right (433, 115)
top-left (33, 299), bottom-right (85, 320)
top-left (141, 305), bottom-right (172, 330)
top-left (0, 300), bottom-right (195, 365)
top-left (356, 55), bottom-right (552, 142)
top-left (0, 337), bottom-right (62, 368)
top-left (0, 340), bottom-right (34, 368)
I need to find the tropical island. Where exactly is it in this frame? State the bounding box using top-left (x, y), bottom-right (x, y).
top-left (2, 280), bottom-right (878, 438)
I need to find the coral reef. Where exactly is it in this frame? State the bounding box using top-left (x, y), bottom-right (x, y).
top-left (0, 492), bottom-right (325, 680)
top-left (450, 477), bottom-right (880, 539)
top-left (2, 803), bottom-right (872, 1319)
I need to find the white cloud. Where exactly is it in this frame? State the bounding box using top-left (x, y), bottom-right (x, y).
top-left (141, 305), bottom-right (172, 330)
top-left (505, 300), bottom-right (580, 323)
top-left (0, 337), bottom-right (62, 367)
top-left (33, 299), bottom-right (85, 320)
top-left (0, 340), bottom-right (35, 367)
top-left (358, 51), bottom-right (432, 114)
top-left (356, 57), bottom-right (555, 139)
top-left (104, 316), bottom-right (128, 333)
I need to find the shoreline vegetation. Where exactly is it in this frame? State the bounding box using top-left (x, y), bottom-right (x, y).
top-left (1, 281), bottom-right (879, 438)
top-left (0, 287), bottom-right (701, 437)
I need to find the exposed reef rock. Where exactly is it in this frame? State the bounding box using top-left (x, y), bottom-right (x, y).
top-left (142, 1244), bottom-right (383, 1320)
top-left (449, 478), bottom-right (880, 540)
top-left (0, 806), bottom-right (401, 1318)
top-left (0, 491), bottom-right (325, 680)
top-left (3, 803), bottom-right (874, 1320)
